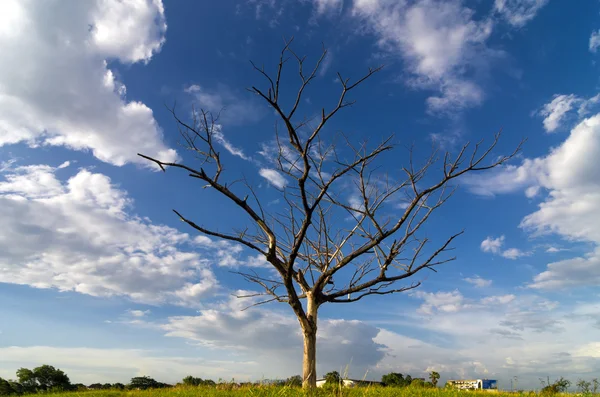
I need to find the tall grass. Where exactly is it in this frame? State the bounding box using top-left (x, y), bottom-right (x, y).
top-left (40, 387), bottom-right (587, 397)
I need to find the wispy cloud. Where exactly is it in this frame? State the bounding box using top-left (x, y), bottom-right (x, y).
top-left (590, 30), bottom-right (600, 53)
top-left (259, 168), bottom-right (288, 189)
top-left (464, 276), bottom-right (493, 288)
top-left (184, 84), bottom-right (264, 126)
top-left (493, 0), bottom-right (549, 28)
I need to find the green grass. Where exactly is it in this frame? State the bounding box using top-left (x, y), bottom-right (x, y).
top-left (40, 387), bottom-right (587, 397)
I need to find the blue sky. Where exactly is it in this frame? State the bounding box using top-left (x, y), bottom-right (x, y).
top-left (1, 0), bottom-right (600, 390)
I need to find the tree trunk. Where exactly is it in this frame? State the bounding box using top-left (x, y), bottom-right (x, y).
top-left (302, 327), bottom-right (317, 389)
top-left (302, 294), bottom-right (318, 389)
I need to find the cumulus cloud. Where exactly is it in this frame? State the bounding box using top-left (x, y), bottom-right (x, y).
top-left (0, 162), bottom-right (218, 306)
top-left (259, 168), bottom-right (288, 189)
top-left (481, 236), bottom-right (505, 254)
top-left (0, 0), bottom-right (177, 166)
top-left (529, 249), bottom-right (600, 290)
top-left (467, 113), bottom-right (600, 289)
top-left (161, 292), bottom-right (386, 378)
top-left (494, 0), bottom-right (549, 28)
top-left (480, 236), bottom-right (529, 260)
top-left (412, 290), bottom-right (468, 315)
top-left (352, 0), bottom-right (494, 113)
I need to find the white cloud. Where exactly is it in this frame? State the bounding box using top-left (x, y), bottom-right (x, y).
top-left (0, 0), bottom-right (177, 167)
top-left (413, 290), bottom-right (468, 315)
top-left (161, 292), bottom-right (386, 378)
top-left (536, 93), bottom-right (600, 133)
top-left (463, 159), bottom-right (544, 197)
top-left (464, 276), bottom-right (492, 288)
top-left (128, 309), bottom-right (151, 318)
top-left (529, 249), bottom-right (600, 290)
top-left (259, 168), bottom-right (288, 189)
top-left (590, 30), bottom-right (600, 53)
top-left (480, 236), bottom-right (529, 260)
top-left (352, 0), bottom-right (493, 113)
top-left (194, 236), bottom-right (270, 269)
top-left (468, 113), bottom-right (600, 289)
top-left (481, 235), bottom-right (505, 254)
top-left (494, 0), bottom-right (549, 28)
top-left (313, 0), bottom-right (343, 15)
top-left (520, 115), bottom-right (600, 244)
top-left (501, 248), bottom-right (530, 260)
top-left (0, 163), bottom-right (219, 307)
top-left (398, 291), bottom-right (600, 387)
top-left (539, 94), bottom-right (580, 133)
top-left (480, 294), bottom-right (515, 305)
top-left (213, 126), bottom-right (250, 161)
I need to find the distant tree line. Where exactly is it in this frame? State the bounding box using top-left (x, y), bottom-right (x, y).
top-left (380, 371), bottom-right (438, 388)
top-left (5, 364), bottom-right (597, 394)
top-left (0, 366), bottom-right (174, 396)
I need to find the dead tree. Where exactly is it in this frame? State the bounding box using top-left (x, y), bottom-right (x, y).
top-left (139, 38), bottom-right (523, 389)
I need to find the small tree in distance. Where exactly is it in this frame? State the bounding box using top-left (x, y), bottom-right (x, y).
top-left (381, 372), bottom-right (405, 387)
top-left (285, 375), bottom-right (303, 388)
top-left (429, 371), bottom-right (440, 387)
top-left (324, 371), bottom-right (341, 385)
top-left (140, 38), bottom-right (523, 389)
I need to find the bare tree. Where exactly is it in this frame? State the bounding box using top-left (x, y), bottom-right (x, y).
top-left (139, 38), bottom-right (523, 389)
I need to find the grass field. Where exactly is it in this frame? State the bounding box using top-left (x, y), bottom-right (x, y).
top-left (40, 387), bottom-right (574, 397)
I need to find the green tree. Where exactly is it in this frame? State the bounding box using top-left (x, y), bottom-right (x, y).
top-left (6, 383), bottom-right (22, 396)
top-left (41, 365), bottom-right (70, 391)
top-left (129, 376), bottom-right (163, 390)
top-left (381, 373), bottom-right (405, 387)
top-left (324, 371), bottom-right (341, 385)
top-left (285, 375), bottom-right (302, 387)
top-left (592, 378), bottom-right (599, 394)
top-left (15, 369), bottom-right (36, 393)
top-left (112, 383), bottom-right (125, 390)
top-left (88, 383), bottom-right (103, 390)
top-left (0, 378), bottom-right (17, 396)
top-left (182, 376), bottom-right (203, 386)
top-left (405, 375), bottom-right (413, 385)
top-left (411, 379), bottom-right (425, 388)
top-left (429, 371), bottom-right (440, 387)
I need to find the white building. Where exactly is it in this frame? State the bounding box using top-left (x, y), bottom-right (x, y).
top-left (315, 379), bottom-right (382, 388)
